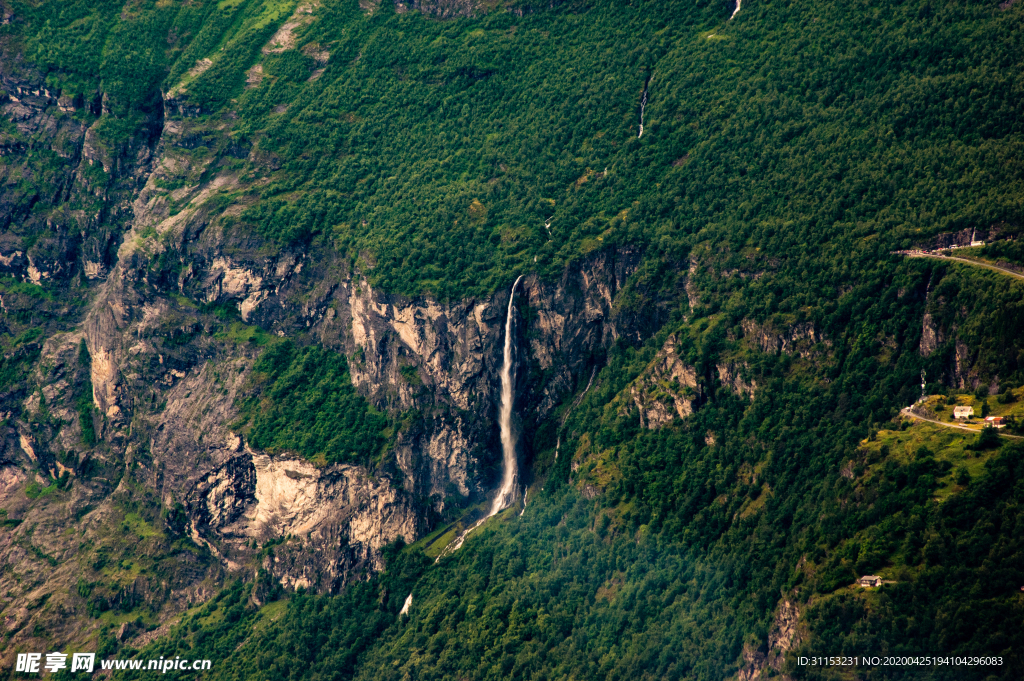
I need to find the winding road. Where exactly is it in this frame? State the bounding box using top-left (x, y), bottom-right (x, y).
top-left (905, 252), bottom-right (1024, 281)
top-left (901, 407), bottom-right (1023, 440)
top-left (897, 250), bottom-right (1024, 439)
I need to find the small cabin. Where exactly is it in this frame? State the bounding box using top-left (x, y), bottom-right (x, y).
top-left (985, 416), bottom-right (1006, 428)
top-left (859, 575), bottom-right (882, 588)
top-left (953, 406), bottom-right (974, 420)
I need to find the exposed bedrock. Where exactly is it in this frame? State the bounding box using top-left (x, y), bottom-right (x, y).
top-left (0, 93), bottom-right (656, 598)
top-left (81, 218), bottom-right (647, 592)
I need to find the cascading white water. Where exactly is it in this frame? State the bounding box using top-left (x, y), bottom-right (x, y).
top-left (489, 275), bottom-right (524, 516)
top-left (634, 74), bottom-right (651, 137)
top-left (434, 276), bottom-right (526, 561)
top-left (730, 0), bottom-right (741, 19)
top-left (637, 77), bottom-right (651, 138)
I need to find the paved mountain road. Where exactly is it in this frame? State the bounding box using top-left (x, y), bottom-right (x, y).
top-left (900, 407), bottom-right (1023, 440)
top-left (906, 252), bottom-right (1024, 281)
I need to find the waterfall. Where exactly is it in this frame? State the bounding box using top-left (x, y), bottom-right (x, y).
top-left (637, 76), bottom-right (652, 138)
top-left (434, 276), bottom-right (524, 561)
top-left (554, 366), bottom-right (595, 461)
top-left (490, 275), bottom-right (524, 516)
top-left (399, 593), bottom-right (413, 617)
top-left (730, 0), bottom-right (741, 19)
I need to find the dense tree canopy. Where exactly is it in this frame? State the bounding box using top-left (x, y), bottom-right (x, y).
top-left (6, 0), bottom-right (1024, 677)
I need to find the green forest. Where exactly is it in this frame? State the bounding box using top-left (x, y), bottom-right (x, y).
top-left (2, 0), bottom-right (1024, 678)
top-left (11, 0), bottom-right (1023, 301)
top-left (235, 341), bottom-right (392, 466)
top-left (122, 439), bottom-right (1024, 680)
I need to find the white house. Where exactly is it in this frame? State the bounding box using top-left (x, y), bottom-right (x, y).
top-left (953, 406), bottom-right (974, 420)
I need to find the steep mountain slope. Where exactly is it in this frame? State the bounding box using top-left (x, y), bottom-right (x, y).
top-left (0, 0), bottom-right (1023, 678)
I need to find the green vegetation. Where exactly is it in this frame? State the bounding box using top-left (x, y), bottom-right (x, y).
top-left (869, 419), bottom-right (1001, 501)
top-left (14, 0), bottom-right (298, 126)
top-left (122, 443), bottom-right (1024, 680)
top-left (120, 251), bottom-right (1024, 677)
top-left (68, 494), bottom-right (216, 630)
top-left (398, 364), bottom-right (422, 386)
top-left (0, 338), bottom-right (41, 396)
top-left (14, 0), bottom-right (1021, 301)
top-left (0, 509), bottom-right (22, 529)
top-left (922, 266), bottom-right (1024, 388)
top-left (797, 443), bottom-right (1024, 678)
top-left (980, 237), bottom-right (1024, 269)
top-left (4, 0), bottom-right (1024, 677)
top-left (214, 320), bottom-right (281, 347)
top-left (76, 339), bottom-right (97, 447)
top-left (179, 0), bottom-right (299, 113)
top-left (209, 0), bottom-right (1024, 304)
top-left (237, 341), bottom-right (390, 465)
top-left (24, 480), bottom-right (59, 500)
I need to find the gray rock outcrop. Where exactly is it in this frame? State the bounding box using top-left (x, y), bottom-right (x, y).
top-left (0, 51), bottom-right (655, 661)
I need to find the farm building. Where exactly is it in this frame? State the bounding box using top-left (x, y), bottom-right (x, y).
top-left (953, 406), bottom-right (974, 420)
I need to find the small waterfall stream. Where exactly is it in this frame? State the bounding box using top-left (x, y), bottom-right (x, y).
top-left (554, 366), bottom-right (596, 460)
top-left (637, 75), bottom-right (652, 138)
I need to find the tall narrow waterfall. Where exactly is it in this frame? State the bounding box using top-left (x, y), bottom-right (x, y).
top-left (434, 276), bottom-right (525, 560)
top-left (489, 275), bottom-right (524, 516)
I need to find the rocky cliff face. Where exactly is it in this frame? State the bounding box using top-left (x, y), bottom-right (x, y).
top-left (0, 82), bottom-right (796, 652)
top-left (740, 319), bottom-right (827, 358)
top-left (0, 63), bottom-right (161, 288)
top-left (396, 0), bottom-right (483, 18)
top-left (0, 6), bottom-right (679, 654)
top-left (186, 449), bottom-right (420, 591)
top-left (624, 332), bottom-right (757, 431)
top-left (914, 224), bottom-right (1012, 251)
top-left (918, 280), bottom-right (992, 392)
top-left (627, 334), bottom-right (702, 429)
top-left (920, 311), bottom-right (942, 357)
top-left (735, 599), bottom-right (803, 681)
top-left (0, 69), bottom-right (656, 658)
